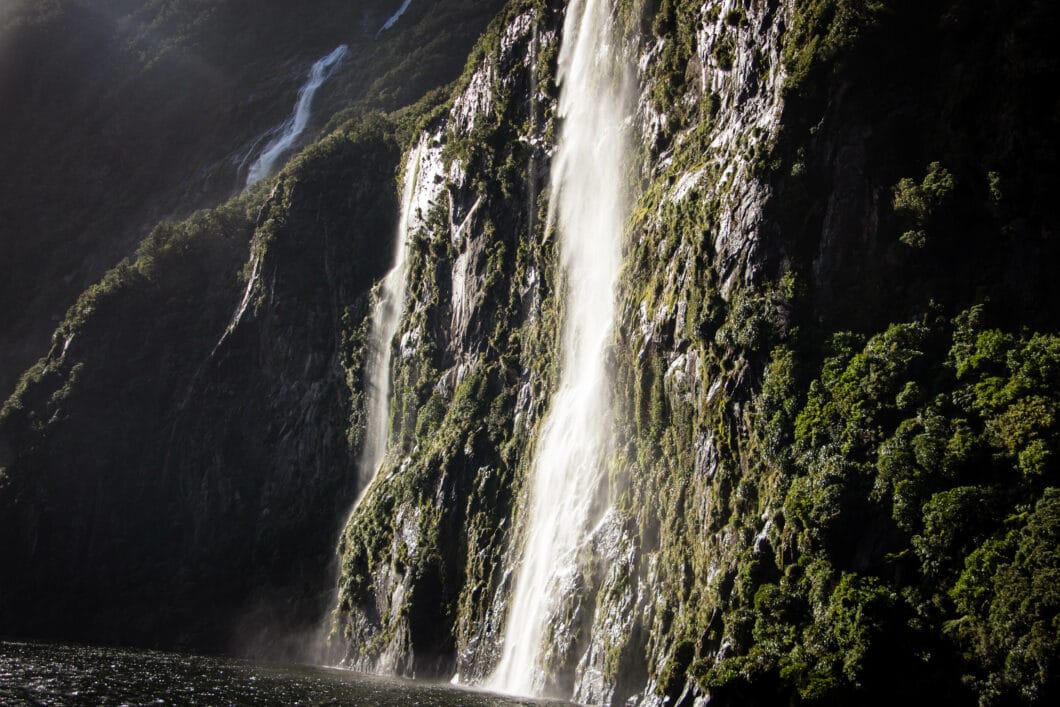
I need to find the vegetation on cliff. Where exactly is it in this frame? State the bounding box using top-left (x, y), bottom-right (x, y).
top-left (0, 0), bottom-right (505, 399)
top-left (620, 1), bottom-right (1060, 704)
top-left (0, 0), bottom-right (1057, 705)
top-left (0, 112), bottom-right (409, 654)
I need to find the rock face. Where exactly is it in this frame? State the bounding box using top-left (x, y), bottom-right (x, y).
top-left (0, 120), bottom-right (400, 656)
top-left (3, 0), bottom-right (1060, 705)
top-left (333, 0), bottom-right (1060, 704)
top-left (332, 1), bottom-right (566, 679)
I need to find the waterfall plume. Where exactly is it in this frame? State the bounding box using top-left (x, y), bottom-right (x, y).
top-left (317, 141), bottom-right (423, 663)
top-left (487, 0), bottom-right (632, 696)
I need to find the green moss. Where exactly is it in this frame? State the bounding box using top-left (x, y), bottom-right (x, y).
top-left (713, 34), bottom-right (735, 71)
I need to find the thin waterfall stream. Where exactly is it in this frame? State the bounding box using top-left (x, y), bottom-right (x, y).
top-left (377, 0), bottom-right (414, 36)
top-left (245, 45), bottom-right (349, 188)
top-left (487, 0), bottom-right (632, 696)
top-left (356, 141), bottom-right (424, 496)
top-left (318, 142), bottom-right (424, 661)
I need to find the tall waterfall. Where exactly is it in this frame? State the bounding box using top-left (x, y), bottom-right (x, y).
top-left (317, 142), bottom-right (422, 664)
top-left (488, 0), bottom-right (631, 696)
top-left (356, 141), bottom-right (423, 494)
top-left (245, 45), bottom-right (349, 187)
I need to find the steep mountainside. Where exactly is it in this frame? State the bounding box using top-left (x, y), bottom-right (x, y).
top-left (1, 0), bottom-right (1058, 704)
top-left (0, 116), bottom-right (402, 655)
top-left (0, 0), bottom-right (505, 656)
top-left (0, 0), bottom-right (504, 398)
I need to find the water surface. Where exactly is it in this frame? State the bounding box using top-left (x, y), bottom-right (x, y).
top-left (0, 641), bottom-right (569, 706)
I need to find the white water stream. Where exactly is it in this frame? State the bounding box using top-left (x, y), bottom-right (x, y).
top-left (487, 0), bottom-right (631, 696)
top-left (316, 141), bottom-right (424, 663)
top-left (356, 141), bottom-right (424, 495)
top-left (377, 0), bottom-right (414, 36)
top-left (245, 45), bottom-right (349, 187)
top-left (318, 142), bottom-right (423, 661)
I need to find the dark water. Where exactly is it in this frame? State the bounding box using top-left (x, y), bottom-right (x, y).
top-left (0, 641), bottom-right (570, 706)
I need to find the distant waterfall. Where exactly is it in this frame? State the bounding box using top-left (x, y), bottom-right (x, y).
top-left (377, 0), bottom-right (414, 36)
top-left (245, 45), bottom-right (349, 187)
top-left (356, 141), bottom-right (423, 495)
top-left (487, 0), bottom-right (631, 697)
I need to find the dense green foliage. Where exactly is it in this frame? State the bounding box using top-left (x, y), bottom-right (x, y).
top-left (602, 1), bottom-right (1060, 705)
top-left (703, 310), bottom-right (1060, 704)
top-left (327, 0), bottom-right (1060, 703)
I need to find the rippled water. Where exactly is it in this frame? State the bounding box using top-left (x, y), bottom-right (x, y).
top-left (0, 641), bottom-right (569, 706)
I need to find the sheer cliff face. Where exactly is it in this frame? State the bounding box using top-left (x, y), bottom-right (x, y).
top-left (0, 122), bottom-right (401, 655)
top-left (0, 0), bottom-right (507, 655)
top-left (335, 0), bottom-right (1060, 705)
top-left (2, 0), bottom-right (1059, 704)
top-left (331, 0), bottom-right (793, 701)
top-left (333, 1), bottom-right (565, 679)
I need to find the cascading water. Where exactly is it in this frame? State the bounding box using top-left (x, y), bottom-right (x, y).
top-left (487, 0), bottom-right (631, 697)
top-left (356, 140), bottom-right (423, 496)
top-left (245, 45), bottom-right (349, 187)
top-left (377, 0), bottom-right (414, 36)
top-left (315, 142), bottom-right (423, 663)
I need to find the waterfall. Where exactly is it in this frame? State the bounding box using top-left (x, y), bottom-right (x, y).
top-left (487, 0), bottom-right (631, 696)
top-left (356, 141), bottom-right (423, 495)
top-left (314, 141), bottom-right (422, 665)
top-left (208, 251), bottom-right (261, 357)
top-left (245, 45), bottom-right (349, 187)
top-left (377, 0), bottom-right (414, 36)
